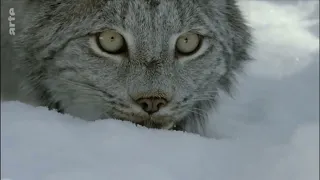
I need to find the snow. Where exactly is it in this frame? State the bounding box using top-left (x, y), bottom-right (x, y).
top-left (1, 1), bottom-right (319, 180)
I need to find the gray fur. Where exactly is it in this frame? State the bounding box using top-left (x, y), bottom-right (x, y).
top-left (1, 0), bottom-right (252, 136)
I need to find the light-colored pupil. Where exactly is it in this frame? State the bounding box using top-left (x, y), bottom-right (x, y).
top-left (98, 31), bottom-right (124, 53)
top-left (176, 33), bottom-right (200, 54)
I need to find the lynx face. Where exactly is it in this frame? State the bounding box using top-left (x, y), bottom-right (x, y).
top-left (15, 0), bottom-right (251, 135)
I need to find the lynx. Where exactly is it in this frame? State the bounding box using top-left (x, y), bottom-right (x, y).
top-left (1, 0), bottom-right (252, 136)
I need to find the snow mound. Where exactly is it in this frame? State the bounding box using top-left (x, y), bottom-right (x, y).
top-left (1, 101), bottom-right (319, 180)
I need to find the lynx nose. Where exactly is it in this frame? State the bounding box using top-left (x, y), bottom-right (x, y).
top-left (137, 97), bottom-right (168, 114)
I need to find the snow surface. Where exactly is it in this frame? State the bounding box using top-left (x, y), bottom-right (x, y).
top-left (1, 1), bottom-right (319, 180)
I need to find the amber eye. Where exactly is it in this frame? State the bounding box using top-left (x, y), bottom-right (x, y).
top-left (97, 30), bottom-right (126, 54)
top-left (175, 32), bottom-right (201, 55)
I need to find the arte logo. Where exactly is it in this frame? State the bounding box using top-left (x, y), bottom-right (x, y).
top-left (8, 8), bottom-right (15, 35)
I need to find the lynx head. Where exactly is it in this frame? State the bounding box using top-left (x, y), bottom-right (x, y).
top-left (14, 0), bottom-right (252, 136)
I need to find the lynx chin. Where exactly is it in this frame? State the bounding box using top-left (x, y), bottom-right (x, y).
top-left (3, 0), bottom-right (252, 137)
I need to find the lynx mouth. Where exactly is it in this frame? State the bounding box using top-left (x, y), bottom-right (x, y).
top-left (135, 120), bottom-right (182, 131)
top-left (135, 120), bottom-right (174, 129)
top-left (50, 102), bottom-right (183, 131)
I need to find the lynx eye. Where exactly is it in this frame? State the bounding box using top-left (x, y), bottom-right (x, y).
top-left (175, 32), bottom-right (201, 55)
top-left (97, 30), bottom-right (126, 54)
